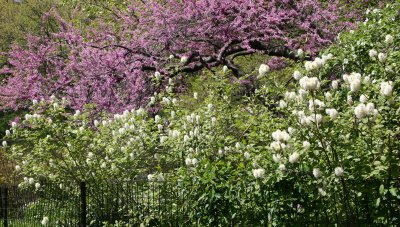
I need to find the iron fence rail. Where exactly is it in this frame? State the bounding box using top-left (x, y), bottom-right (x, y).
top-left (0, 179), bottom-right (399, 226)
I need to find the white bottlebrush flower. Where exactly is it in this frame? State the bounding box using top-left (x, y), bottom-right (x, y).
top-left (313, 168), bottom-right (321, 178)
top-left (380, 81), bottom-right (393, 97)
top-left (334, 167), bottom-right (344, 177)
top-left (325, 108), bottom-right (338, 120)
top-left (162, 97), bottom-right (171, 105)
top-left (171, 130), bottom-right (180, 138)
top-left (278, 164), bottom-right (286, 171)
top-left (318, 188), bottom-right (327, 196)
top-left (270, 141), bottom-right (282, 151)
top-left (369, 49), bottom-right (378, 60)
top-left (303, 141), bottom-right (311, 149)
top-left (154, 115), bottom-right (161, 123)
top-left (347, 95), bottom-right (353, 105)
top-left (183, 135), bottom-right (190, 143)
top-left (313, 57), bottom-right (325, 69)
top-left (354, 103), bottom-right (368, 118)
top-left (285, 92), bottom-right (296, 101)
top-left (169, 54), bottom-right (174, 60)
top-left (350, 80), bottom-right (361, 92)
top-left (35, 183), bottom-right (41, 190)
top-left (293, 71), bottom-right (302, 80)
top-left (118, 128), bottom-right (126, 134)
top-left (207, 104), bottom-right (213, 112)
top-left (272, 130), bottom-right (290, 142)
top-left (252, 168), bottom-right (265, 179)
top-left (385, 34), bottom-right (393, 44)
top-left (289, 152), bottom-right (300, 163)
top-left (288, 127), bottom-right (295, 135)
top-left (272, 154), bottom-right (282, 163)
top-left (193, 92), bottom-right (198, 99)
top-left (297, 49), bottom-right (305, 58)
top-left (11, 122), bottom-right (17, 128)
top-left (147, 174), bottom-right (154, 181)
top-left (304, 61), bottom-right (313, 71)
top-left (32, 99), bottom-right (38, 105)
top-left (28, 178), bottom-right (34, 184)
top-left (160, 136), bottom-right (168, 144)
top-left (324, 92), bottom-right (332, 101)
top-left (313, 114), bottom-right (323, 124)
top-left (298, 89), bottom-right (307, 97)
top-left (300, 115), bottom-right (312, 126)
top-left (2, 141), bottom-right (7, 147)
top-left (222, 65), bottom-right (228, 73)
top-left (171, 111), bottom-right (176, 119)
top-left (5, 130), bottom-right (10, 136)
top-left (258, 64), bottom-right (270, 77)
top-left (185, 158), bottom-right (192, 167)
top-left (378, 53), bottom-right (386, 63)
top-left (235, 142), bottom-right (241, 149)
top-left (279, 100), bottom-right (287, 108)
top-left (299, 76), bottom-right (320, 91)
top-left (41, 216), bottom-right (49, 225)
top-left (359, 94), bottom-right (368, 103)
top-left (180, 56), bottom-right (188, 64)
top-left (157, 174), bottom-right (165, 182)
top-left (154, 71), bottom-right (161, 80)
top-left (211, 117), bottom-right (217, 124)
top-left (366, 102), bottom-right (375, 114)
top-left (15, 165), bottom-right (21, 171)
top-left (191, 158), bottom-right (198, 166)
top-left (332, 80), bottom-right (339, 90)
top-left (93, 120), bottom-right (99, 127)
top-left (244, 152), bottom-right (250, 159)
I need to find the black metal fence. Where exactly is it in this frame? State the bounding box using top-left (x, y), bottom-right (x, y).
top-left (0, 181), bottom-right (192, 226)
top-left (1, 179), bottom-right (400, 226)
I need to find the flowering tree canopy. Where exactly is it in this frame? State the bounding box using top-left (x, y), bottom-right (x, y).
top-left (0, 0), bottom-right (355, 112)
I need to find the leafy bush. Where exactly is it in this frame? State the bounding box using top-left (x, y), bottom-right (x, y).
top-left (2, 2), bottom-right (400, 226)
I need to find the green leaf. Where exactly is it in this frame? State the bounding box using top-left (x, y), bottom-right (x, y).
top-left (376, 198), bottom-right (381, 207)
top-left (389, 187), bottom-right (397, 196)
top-left (379, 184), bottom-right (385, 195)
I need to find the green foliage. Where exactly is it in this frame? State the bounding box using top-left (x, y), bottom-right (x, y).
top-left (2, 2), bottom-right (400, 226)
top-left (0, 0), bottom-right (54, 59)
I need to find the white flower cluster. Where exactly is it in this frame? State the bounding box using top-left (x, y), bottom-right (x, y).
top-left (380, 81), bottom-right (393, 97)
top-left (325, 108), bottom-right (338, 120)
top-left (343, 72), bottom-right (362, 92)
top-left (147, 173), bottom-right (165, 182)
top-left (185, 157), bottom-right (198, 167)
top-left (295, 111), bottom-right (323, 125)
top-left (288, 152), bottom-right (300, 163)
top-left (354, 102), bottom-right (378, 119)
top-left (308, 99), bottom-right (325, 111)
top-left (334, 167), bottom-right (344, 177)
top-left (258, 64), bottom-right (270, 77)
top-left (252, 168), bottom-right (265, 179)
top-left (299, 76), bottom-right (320, 91)
top-left (304, 54), bottom-right (333, 72)
top-left (270, 129), bottom-right (290, 151)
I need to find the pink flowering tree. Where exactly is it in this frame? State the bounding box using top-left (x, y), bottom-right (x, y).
top-left (0, 0), bottom-right (355, 113)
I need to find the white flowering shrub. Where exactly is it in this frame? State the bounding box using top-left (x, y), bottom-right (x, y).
top-left (2, 3), bottom-right (400, 226)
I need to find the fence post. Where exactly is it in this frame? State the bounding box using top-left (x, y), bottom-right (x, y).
top-left (2, 187), bottom-right (8, 227)
top-left (80, 182), bottom-right (87, 227)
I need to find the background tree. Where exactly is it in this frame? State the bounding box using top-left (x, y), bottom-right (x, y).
top-left (0, 0), bottom-right (357, 113)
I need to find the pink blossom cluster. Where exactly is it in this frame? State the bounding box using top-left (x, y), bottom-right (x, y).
top-left (0, 0), bottom-right (355, 113)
